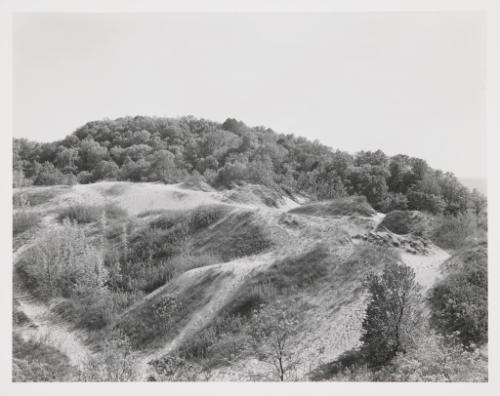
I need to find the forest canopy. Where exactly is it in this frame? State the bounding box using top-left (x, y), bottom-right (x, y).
top-left (13, 115), bottom-right (484, 215)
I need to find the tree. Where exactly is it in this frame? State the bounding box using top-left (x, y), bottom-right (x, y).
top-left (249, 301), bottom-right (300, 381)
top-left (406, 187), bottom-right (446, 214)
top-left (92, 160), bottom-right (119, 181)
top-left (151, 149), bottom-right (176, 182)
top-left (33, 162), bottom-right (65, 185)
top-left (78, 138), bottom-right (109, 171)
top-left (360, 261), bottom-right (423, 368)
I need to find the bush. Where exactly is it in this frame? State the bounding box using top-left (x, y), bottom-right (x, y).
top-left (289, 196), bottom-right (376, 217)
top-left (429, 243), bottom-right (487, 347)
top-left (317, 330), bottom-right (487, 382)
top-left (378, 192), bottom-right (408, 213)
top-left (78, 331), bottom-right (136, 381)
top-left (360, 260), bottom-right (423, 368)
top-left (380, 332), bottom-right (487, 382)
top-left (77, 171), bottom-right (93, 184)
top-left (58, 204), bottom-right (103, 224)
top-left (12, 334), bottom-right (74, 382)
top-left (16, 221), bottom-right (107, 300)
top-left (431, 212), bottom-right (482, 250)
top-left (377, 210), bottom-right (412, 234)
top-left (406, 189), bottom-right (446, 215)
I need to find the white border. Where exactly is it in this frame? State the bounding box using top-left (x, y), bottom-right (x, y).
top-left (1, 1), bottom-right (499, 396)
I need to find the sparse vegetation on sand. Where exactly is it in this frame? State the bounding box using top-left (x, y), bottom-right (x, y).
top-left (289, 196), bottom-right (376, 218)
top-left (57, 202), bottom-right (127, 224)
top-left (12, 115), bottom-right (488, 382)
top-left (13, 210), bottom-right (41, 236)
top-left (12, 334), bottom-right (75, 382)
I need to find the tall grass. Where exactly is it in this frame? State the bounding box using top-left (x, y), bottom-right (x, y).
top-left (13, 211), bottom-right (41, 236)
top-left (58, 203), bottom-right (127, 224)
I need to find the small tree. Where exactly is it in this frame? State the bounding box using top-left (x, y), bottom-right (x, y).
top-left (360, 261), bottom-right (423, 368)
top-left (249, 301), bottom-right (300, 381)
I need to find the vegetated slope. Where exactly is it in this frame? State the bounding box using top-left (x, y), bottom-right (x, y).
top-left (14, 115), bottom-right (483, 219)
top-left (12, 180), bottom-right (459, 382)
top-left (289, 196), bottom-right (376, 217)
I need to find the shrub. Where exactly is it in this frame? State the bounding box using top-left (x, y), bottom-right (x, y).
top-left (77, 171), bottom-right (93, 184)
top-left (12, 334), bottom-right (74, 382)
top-left (431, 212), bottom-right (482, 250)
top-left (360, 260), bottom-right (423, 368)
top-left (406, 189), bottom-right (446, 215)
top-left (16, 221), bottom-right (107, 300)
top-left (13, 189), bottom-right (60, 207)
top-left (318, 330), bottom-right (487, 382)
top-left (78, 331), bottom-right (136, 381)
top-left (58, 204), bottom-right (103, 224)
top-left (289, 196), bottom-right (376, 217)
top-left (13, 169), bottom-right (32, 187)
top-left (73, 286), bottom-right (118, 330)
top-left (103, 203), bottom-right (128, 219)
top-left (380, 332), bottom-right (487, 382)
top-left (429, 243), bottom-right (487, 347)
top-left (378, 192), bottom-right (408, 213)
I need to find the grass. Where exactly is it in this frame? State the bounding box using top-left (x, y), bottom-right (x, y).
top-left (192, 210), bottom-right (273, 261)
top-left (168, 245), bottom-right (344, 371)
top-left (13, 211), bottom-right (41, 236)
top-left (12, 333), bottom-right (74, 382)
top-left (13, 188), bottom-right (64, 208)
top-left (183, 243), bottom-right (396, 373)
top-left (102, 183), bottom-right (129, 197)
top-left (117, 269), bottom-right (225, 349)
top-left (289, 196), bottom-right (376, 217)
top-left (58, 203), bottom-right (128, 224)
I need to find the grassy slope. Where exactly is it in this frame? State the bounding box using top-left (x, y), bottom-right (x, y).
top-left (13, 181), bottom-right (460, 381)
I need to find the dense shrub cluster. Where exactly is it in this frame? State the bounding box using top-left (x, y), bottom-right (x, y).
top-left (13, 115), bottom-right (483, 214)
top-left (429, 242), bottom-right (488, 347)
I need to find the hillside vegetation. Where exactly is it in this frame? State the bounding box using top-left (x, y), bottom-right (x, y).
top-left (12, 115), bottom-right (487, 382)
top-left (13, 116), bottom-right (486, 216)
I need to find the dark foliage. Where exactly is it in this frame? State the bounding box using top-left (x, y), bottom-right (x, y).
top-left (429, 242), bottom-right (488, 347)
top-left (360, 260), bottom-right (422, 368)
top-left (13, 116), bottom-right (480, 214)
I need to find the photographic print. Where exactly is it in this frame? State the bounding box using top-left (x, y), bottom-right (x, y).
top-left (9, 9), bottom-right (490, 385)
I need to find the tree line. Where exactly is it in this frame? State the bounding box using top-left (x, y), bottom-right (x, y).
top-left (13, 115), bottom-right (485, 215)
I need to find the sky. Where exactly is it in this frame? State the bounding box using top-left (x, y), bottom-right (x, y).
top-left (13, 12), bottom-right (486, 178)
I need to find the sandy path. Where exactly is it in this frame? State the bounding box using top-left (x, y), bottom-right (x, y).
top-left (400, 246), bottom-right (450, 291)
top-left (13, 224), bottom-right (93, 371)
top-left (15, 296), bottom-right (92, 369)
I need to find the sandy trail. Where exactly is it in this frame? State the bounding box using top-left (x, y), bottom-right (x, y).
top-left (15, 296), bottom-right (92, 369)
top-left (13, 223), bottom-right (93, 371)
top-left (400, 246), bottom-right (450, 291)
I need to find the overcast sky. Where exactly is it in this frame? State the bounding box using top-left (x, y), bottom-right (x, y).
top-left (13, 12), bottom-right (486, 178)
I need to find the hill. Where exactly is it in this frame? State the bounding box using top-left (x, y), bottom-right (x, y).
top-left (13, 115), bottom-right (485, 216)
top-left (13, 178), bottom-right (487, 381)
top-left (11, 115), bottom-right (488, 382)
